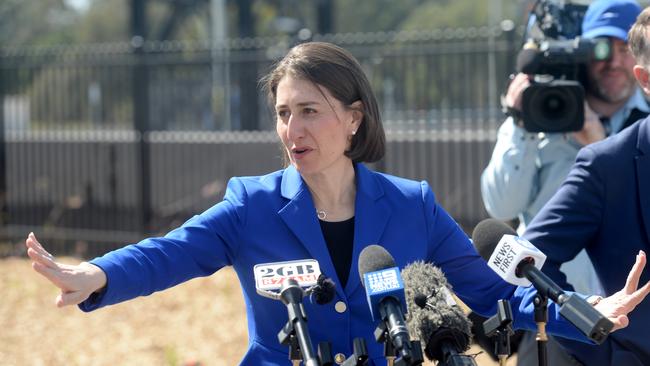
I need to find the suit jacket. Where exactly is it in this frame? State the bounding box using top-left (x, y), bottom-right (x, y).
top-left (81, 163), bottom-right (586, 365)
top-left (524, 117), bottom-right (650, 365)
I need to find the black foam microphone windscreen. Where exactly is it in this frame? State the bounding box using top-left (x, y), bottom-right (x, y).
top-left (402, 261), bottom-right (473, 362)
top-left (311, 274), bottom-right (336, 305)
top-left (516, 48), bottom-right (543, 74)
top-left (471, 218), bottom-right (516, 261)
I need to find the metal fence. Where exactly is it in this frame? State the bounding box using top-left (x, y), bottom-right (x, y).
top-left (0, 27), bottom-right (519, 257)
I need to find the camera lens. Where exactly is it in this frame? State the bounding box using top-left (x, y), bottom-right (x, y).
top-left (521, 81), bottom-right (585, 132)
top-left (541, 93), bottom-right (567, 120)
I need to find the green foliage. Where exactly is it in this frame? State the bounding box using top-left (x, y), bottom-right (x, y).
top-left (335, 0), bottom-right (426, 33)
top-left (0, 0), bottom-right (80, 46)
top-left (74, 0), bottom-right (129, 42)
top-left (400, 1), bottom-right (491, 30)
top-left (1, 1), bottom-right (524, 45)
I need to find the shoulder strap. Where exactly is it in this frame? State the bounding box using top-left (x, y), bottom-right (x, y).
top-left (621, 108), bottom-right (650, 131)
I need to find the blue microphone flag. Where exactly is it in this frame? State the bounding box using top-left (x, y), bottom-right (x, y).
top-left (363, 266), bottom-right (407, 320)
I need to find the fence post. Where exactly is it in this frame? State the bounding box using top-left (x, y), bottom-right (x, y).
top-left (237, 0), bottom-right (259, 131)
top-left (131, 0), bottom-right (152, 234)
top-left (503, 20), bottom-right (518, 75)
top-left (0, 51), bottom-right (6, 229)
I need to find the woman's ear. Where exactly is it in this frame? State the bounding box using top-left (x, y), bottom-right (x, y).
top-left (349, 100), bottom-right (364, 132)
top-left (633, 65), bottom-right (650, 95)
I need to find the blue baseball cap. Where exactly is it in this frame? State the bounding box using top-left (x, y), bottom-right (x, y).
top-left (582, 0), bottom-right (642, 41)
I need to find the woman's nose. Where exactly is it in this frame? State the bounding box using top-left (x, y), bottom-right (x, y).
top-left (286, 115), bottom-right (305, 141)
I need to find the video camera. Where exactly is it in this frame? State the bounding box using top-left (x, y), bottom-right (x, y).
top-left (516, 0), bottom-right (612, 133)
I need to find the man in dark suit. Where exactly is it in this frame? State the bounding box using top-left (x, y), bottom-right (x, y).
top-left (523, 7), bottom-right (650, 365)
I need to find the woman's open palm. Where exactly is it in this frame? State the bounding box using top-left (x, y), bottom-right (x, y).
top-left (25, 232), bottom-right (106, 307)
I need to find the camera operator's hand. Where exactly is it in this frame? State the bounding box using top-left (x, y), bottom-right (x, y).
top-left (504, 73), bottom-right (532, 121)
top-left (573, 102), bottom-right (606, 146)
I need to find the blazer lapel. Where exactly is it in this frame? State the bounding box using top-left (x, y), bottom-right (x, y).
top-left (278, 166), bottom-right (344, 298)
top-left (636, 119), bottom-right (650, 245)
top-left (346, 164), bottom-right (391, 295)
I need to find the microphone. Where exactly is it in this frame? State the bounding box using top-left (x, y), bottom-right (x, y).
top-left (358, 245), bottom-right (421, 365)
top-left (310, 274), bottom-right (336, 305)
top-left (471, 219), bottom-right (614, 344)
top-left (516, 47), bottom-right (542, 74)
top-left (402, 261), bottom-right (477, 366)
top-left (254, 259), bottom-right (335, 366)
top-left (515, 38), bottom-right (612, 74)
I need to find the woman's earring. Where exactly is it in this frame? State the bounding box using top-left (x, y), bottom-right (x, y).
top-left (352, 130), bottom-right (357, 135)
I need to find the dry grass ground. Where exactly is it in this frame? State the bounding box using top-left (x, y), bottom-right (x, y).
top-left (1, 257), bottom-right (516, 366)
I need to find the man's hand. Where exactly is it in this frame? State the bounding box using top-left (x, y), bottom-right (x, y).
top-left (504, 73), bottom-right (532, 114)
top-left (595, 250), bottom-right (650, 332)
top-left (25, 232), bottom-right (107, 307)
top-left (573, 102), bottom-right (607, 146)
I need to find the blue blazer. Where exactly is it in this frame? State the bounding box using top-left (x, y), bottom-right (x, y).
top-left (525, 117), bottom-right (650, 365)
top-left (81, 163), bottom-right (585, 365)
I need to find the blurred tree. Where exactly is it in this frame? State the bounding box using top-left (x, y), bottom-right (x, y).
top-left (334, 0), bottom-right (521, 34)
top-left (335, 0), bottom-right (426, 33)
top-left (74, 0), bottom-right (130, 42)
top-left (0, 0), bottom-right (80, 45)
top-left (1, 0), bottom-right (528, 46)
top-left (399, 1), bottom-right (506, 30)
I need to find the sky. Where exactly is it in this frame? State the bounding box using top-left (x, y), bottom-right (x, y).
top-left (65, 0), bottom-right (90, 13)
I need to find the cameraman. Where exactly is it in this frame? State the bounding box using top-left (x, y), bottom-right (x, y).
top-left (481, 0), bottom-right (648, 365)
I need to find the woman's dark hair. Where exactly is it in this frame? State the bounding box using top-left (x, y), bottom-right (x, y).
top-left (261, 42), bottom-right (385, 163)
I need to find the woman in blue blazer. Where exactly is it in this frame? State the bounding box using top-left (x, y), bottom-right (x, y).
top-left (25, 42), bottom-right (650, 365)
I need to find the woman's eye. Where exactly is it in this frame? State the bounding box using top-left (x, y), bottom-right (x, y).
top-left (277, 110), bottom-right (289, 118)
top-left (304, 108), bottom-right (316, 114)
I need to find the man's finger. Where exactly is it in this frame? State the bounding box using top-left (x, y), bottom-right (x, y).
top-left (625, 251), bottom-right (646, 293)
top-left (634, 280), bottom-right (650, 302)
top-left (611, 315), bottom-right (629, 332)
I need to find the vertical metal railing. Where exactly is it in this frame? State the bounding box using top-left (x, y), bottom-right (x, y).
top-left (0, 27), bottom-right (520, 256)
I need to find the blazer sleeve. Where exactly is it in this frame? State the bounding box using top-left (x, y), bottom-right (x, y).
top-left (419, 181), bottom-right (589, 342)
top-left (79, 177), bottom-right (248, 311)
top-left (523, 136), bottom-right (647, 365)
top-left (523, 146), bottom-right (605, 291)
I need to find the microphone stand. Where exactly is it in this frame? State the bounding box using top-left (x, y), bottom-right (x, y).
top-left (276, 279), bottom-right (370, 366)
top-left (518, 260), bottom-right (613, 344)
top-left (277, 279), bottom-right (319, 366)
top-left (318, 338), bottom-right (370, 366)
top-left (482, 299), bottom-right (514, 366)
top-left (373, 322), bottom-right (424, 366)
top-left (533, 294), bottom-right (548, 366)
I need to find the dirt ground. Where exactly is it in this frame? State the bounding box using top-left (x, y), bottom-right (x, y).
top-left (0, 257), bottom-right (516, 366)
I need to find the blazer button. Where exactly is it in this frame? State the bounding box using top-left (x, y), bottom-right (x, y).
top-left (334, 353), bottom-right (346, 364)
top-left (334, 301), bottom-right (347, 313)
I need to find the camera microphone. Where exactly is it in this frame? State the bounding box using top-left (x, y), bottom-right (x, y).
top-left (516, 42), bottom-right (543, 74)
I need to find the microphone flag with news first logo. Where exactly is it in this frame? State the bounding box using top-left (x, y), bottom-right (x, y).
top-left (487, 234), bottom-right (546, 287)
top-left (254, 259), bottom-right (321, 291)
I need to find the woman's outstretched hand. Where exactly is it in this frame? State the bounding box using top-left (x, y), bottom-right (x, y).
top-left (25, 232), bottom-right (107, 307)
top-left (595, 250), bottom-right (650, 332)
